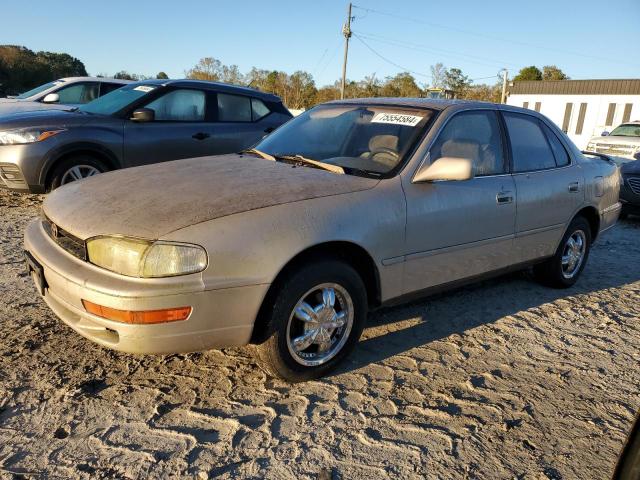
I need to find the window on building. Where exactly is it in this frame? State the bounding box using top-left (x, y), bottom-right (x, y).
top-left (575, 103), bottom-right (588, 135)
top-left (523, 102), bottom-right (529, 109)
top-left (562, 103), bottom-right (573, 133)
top-left (622, 103), bottom-right (633, 123)
top-left (605, 103), bottom-right (616, 126)
top-left (534, 102), bottom-right (541, 112)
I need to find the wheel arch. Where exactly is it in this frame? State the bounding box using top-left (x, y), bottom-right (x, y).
top-left (41, 143), bottom-right (120, 189)
top-left (574, 205), bottom-right (600, 242)
top-left (249, 240), bottom-right (381, 344)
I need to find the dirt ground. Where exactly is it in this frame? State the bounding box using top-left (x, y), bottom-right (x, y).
top-left (0, 187), bottom-right (638, 479)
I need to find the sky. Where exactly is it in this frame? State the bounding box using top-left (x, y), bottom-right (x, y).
top-left (3, 0), bottom-right (639, 87)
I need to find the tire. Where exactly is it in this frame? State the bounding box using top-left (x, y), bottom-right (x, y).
top-left (48, 155), bottom-right (109, 191)
top-left (619, 209), bottom-right (629, 220)
top-left (533, 216), bottom-right (592, 289)
top-left (255, 259), bottom-right (367, 382)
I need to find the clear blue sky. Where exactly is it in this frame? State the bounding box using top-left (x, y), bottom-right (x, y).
top-left (4, 0), bottom-right (639, 86)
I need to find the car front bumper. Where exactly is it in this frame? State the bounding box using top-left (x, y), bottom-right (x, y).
top-left (0, 143), bottom-right (50, 193)
top-left (23, 219), bottom-right (269, 354)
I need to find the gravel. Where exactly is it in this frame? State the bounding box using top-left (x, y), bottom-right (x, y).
top-left (0, 187), bottom-right (638, 479)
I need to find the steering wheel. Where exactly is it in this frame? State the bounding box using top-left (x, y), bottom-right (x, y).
top-left (369, 147), bottom-right (399, 162)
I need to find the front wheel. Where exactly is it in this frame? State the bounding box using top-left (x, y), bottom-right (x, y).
top-left (255, 260), bottom-right (367, 382)
top-left (533, 216), bottom-right (592, 288)
top-left (48, 155), bottom-right (109, 191)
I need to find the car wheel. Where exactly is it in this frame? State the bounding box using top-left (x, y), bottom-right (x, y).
top-left (255, 259), bottom-right (367, 382)
top-left (533, 216), bottom-right (592, 288)
top-left (48, 155), bottom-right (109, 191)
top-left (619, 209), bottom-right (629, 220)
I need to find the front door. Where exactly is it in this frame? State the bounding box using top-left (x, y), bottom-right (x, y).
top-left (502, 112), bottom-right (584, 263)
top-left (123, 88), bottom-right (217, 167)
top-left (402, 109), bottom-right (517, 294)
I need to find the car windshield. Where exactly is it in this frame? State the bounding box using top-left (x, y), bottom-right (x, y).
top-left (255, 104), bottom-right (435, 175)
top-left (609, 124), bottom-right (640, 137)
top-left (79, 84), bottom-right (158, 115)
top-left (16, 81), bottom-right (61, 99)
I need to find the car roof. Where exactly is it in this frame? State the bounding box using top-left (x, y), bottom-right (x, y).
top-left (324, 97), bottom-right (502, 111)
top-left (127, 79), bottom-right (283, 102)
top-left (58, 77), bottom-right (132, 84)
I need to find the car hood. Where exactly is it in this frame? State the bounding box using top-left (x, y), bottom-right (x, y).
top-left (43, 154), bottom-right (380, 240)
top-left (621, 159), bottom-right (640, 175)
top-left (0, 101), bottom-right (74, 116)
top-left (589, 135), bottom-right (640, 147)
top-left (0, 109), bottom-right (94, 128)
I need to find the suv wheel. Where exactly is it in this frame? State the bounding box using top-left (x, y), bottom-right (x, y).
top-left (255, 259), bottom-right (367, 382)
top-left (48, 155), bottom-right (109, 191)
top-left (533, 216), bottom-right (592, 288)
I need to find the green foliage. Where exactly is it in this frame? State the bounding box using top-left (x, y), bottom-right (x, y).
top-left (514, 66), bottom-right (543, 81)
top-left (113, 71), bottom-right (148, 81)
top-left (443, 68), bottom-right (471, 95)
top-left (156, 71), bottom-right (169, 79)
top-left (542, 65), bottom-right (569, 80)
top-left (0, 45), bottom-right (87, 96)
top-left (514, 65), bottom-right (568, 82)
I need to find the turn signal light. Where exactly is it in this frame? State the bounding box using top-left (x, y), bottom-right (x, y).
top-left (82, 300), bottom-right (191, 324)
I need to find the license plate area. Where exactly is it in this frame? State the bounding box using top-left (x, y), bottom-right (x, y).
top-left (24, 250), bottom-right (48, 295)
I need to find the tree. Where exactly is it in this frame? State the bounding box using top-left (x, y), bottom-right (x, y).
top-left (113, 71), bottom-right (147, 81)
top-left (443, 68), bottom-right (471, 96)
top-left (380, 72), bottom-right (422, 97)
top-left (220, 64), bottom-right (244, 85)
top-left (542, 65), bottom-right (568, 81)
top-left (156, 71), bottom-right (169, 79)
top-left (460, 83), bottom-right (502, 103)
top-left (36, 51), bottom-right (86, 79)
top-left (514, 66), bottom-right (543, 81)
top-left (430, 63), bottom-right (446, 88)
top-left (185, 57), bottom-right (223, 81)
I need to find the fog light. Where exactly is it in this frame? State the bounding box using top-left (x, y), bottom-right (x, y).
top-left (82, 300), bottom-right (191, 324)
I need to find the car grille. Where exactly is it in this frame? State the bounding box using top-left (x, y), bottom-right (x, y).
top-left (595, 143), bottom-right (635, 157)
top-left (42, 219), bottom-right (87, 261)
top-left (627, 176), bottom-right (640, 195)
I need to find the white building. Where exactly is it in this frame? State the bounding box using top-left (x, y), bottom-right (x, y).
top-left (506, 79), bottom-right (640, 149)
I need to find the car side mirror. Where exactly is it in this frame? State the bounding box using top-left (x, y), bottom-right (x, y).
top-left (131, 108), bottom-right (155, 122)
top-left (42, 93), bottom-right (59, 104)
top-left (412, 156), bottom-right (474, 183)
top-left (601, 131), bottom-right (610, 136)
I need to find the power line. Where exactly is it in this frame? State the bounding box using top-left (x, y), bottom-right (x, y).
top-left (351, 4), bottom-right (640, 69)
top-left (353, 33), bottom-right (431, 79)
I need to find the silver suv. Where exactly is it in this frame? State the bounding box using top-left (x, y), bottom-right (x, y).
top-left (0, 77), bottom-right (131, 115)
top-left (584, 121), bottom-right (640, 164)
top-left (0, 79), bottom-right (292, 192)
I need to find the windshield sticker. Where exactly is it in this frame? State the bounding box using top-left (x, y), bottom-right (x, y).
top-left (371, 112), bottom-right (424, 127)
top-left (133, 85), bottom-right (156, 93)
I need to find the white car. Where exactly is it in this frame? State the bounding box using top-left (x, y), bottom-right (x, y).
top-left (584, 121), bottom-right (640, 165)
top-left (0, 77), bottom-right (131, 116)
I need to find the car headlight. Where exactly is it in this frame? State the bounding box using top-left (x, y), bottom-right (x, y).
top-left (586, 142), bottom-right (596, 152)
top-left (0, 128), bottom-right (65, 145)
top-left (86, 236), bottom-right (207, 278)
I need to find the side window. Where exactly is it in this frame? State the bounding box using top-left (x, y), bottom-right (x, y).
top-left (251, 98), bottom-right (270, 121)
top-left (503, 112), bottom-right (556, 172)
top-left (99, 82), bottom-right (124, 97)
top-left (541, 122), bottom-right (570, 167)
top-left (56, 82), bottom-right (99, 104)
top-left (218, 93), bottom-right (251, 122)
top-left (145, 89), bottom-right (205, 121)
top-left (430, 110), bottom-right (505, 176)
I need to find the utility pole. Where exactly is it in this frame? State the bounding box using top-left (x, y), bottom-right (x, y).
top-left (340, 2), bottom-right (352, 100)
top-left (500, 69), bottom-right (508, 104)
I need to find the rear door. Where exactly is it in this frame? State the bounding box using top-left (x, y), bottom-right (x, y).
top-left (123, 88), bottom-right (216, 166)
top-left (402, 108), bottom-right (517, 292)
top-left (502, 111), bottom-right (583, 263)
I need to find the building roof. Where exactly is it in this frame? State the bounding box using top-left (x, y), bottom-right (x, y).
top-left (508, 79), bottom-right (640, 96)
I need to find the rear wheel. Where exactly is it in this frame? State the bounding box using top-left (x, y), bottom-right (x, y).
top-left (255, 259), bottom-right (367, 382)
top-left (48, 155), bottom-right (109, 191)
top-left (533, 216), bottom-right (591, 288)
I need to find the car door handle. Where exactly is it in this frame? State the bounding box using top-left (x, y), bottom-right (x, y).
top-left (192, 132), bottom-right (210, 140)
top-left (496, 191), bottom-right (513, 204)
top-left (568, 182), bottom-right (580, 192)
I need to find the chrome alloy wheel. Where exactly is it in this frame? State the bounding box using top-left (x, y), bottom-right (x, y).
top-left (60, 165), bottom-right (101, 185)
top-left (286, 283), bottom-right (354, 367)
top-left (561, 229), bottom-right (586, 279)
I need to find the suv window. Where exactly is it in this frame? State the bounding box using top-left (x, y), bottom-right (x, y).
top-left (218, 93), bottom-right (251, 122)
top-left (145, 89), bottom-right (205, 121)
top-left (541, 122), bottom-right (570, 167)
top-left (99, 82), bottom-right (124, 97)
top-left (251, 98), bottom-right (270, 121)
top-left (56, 82), bottom-right (100, 104)
top-left (430, 110), bottom-right (505, 176)
top-left (504, 112), bottom-right (556, 172)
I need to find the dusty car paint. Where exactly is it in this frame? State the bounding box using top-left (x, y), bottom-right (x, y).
top-left (24, 99), bottom-right (621, 357)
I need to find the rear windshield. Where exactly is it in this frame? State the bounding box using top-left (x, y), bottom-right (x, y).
top-left (256, 105), bottom-right (435, 175)
top-left (79, 84), bottom-right (158, 116)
